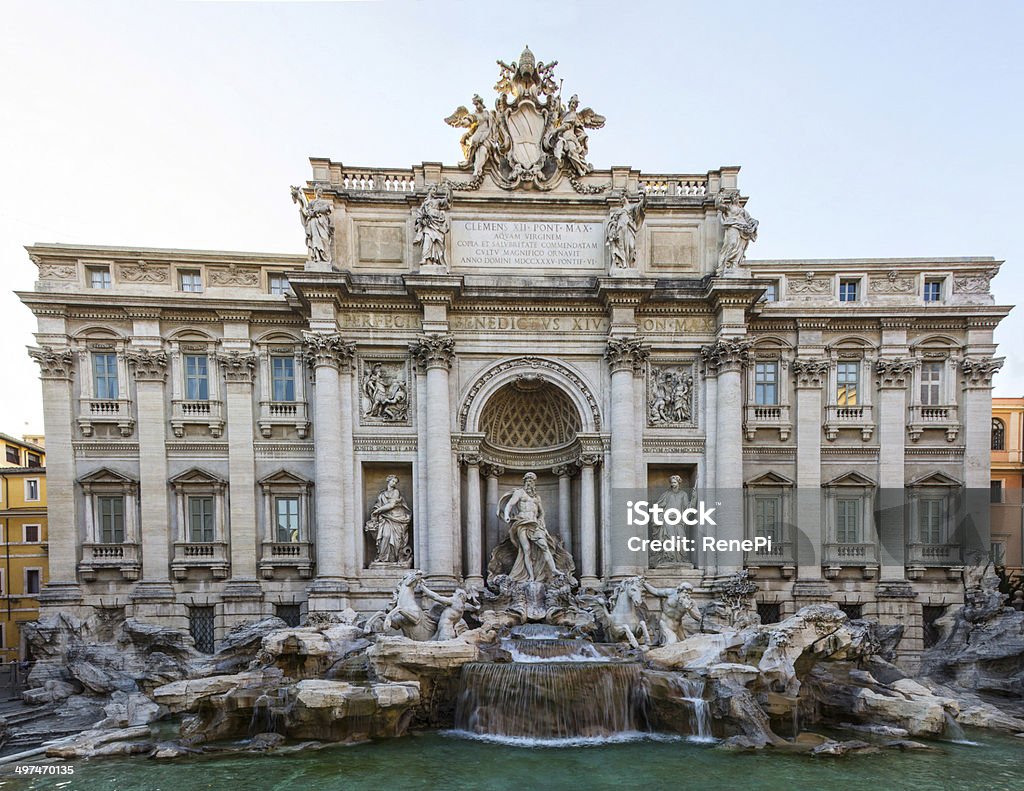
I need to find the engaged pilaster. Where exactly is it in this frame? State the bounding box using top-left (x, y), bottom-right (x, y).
top-left (791, 357), bottom-right (829, 593)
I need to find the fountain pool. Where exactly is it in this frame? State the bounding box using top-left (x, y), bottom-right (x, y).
top-left (3, 730), bottom-right (1021, 791)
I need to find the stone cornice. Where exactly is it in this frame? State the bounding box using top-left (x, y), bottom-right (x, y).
top-left (410, 333), bottom-right (456, 370)
top-left (125, 349), bottom-right (168, 382)
top-left (302, 331), bottom-right (356, 372)
top-left (28, 346), bottom-right (75, 380)
top-left (605, 336), bottom-right (650, 374)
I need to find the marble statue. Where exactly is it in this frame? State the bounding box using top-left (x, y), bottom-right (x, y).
top-left (644, 581), bottom-right (703, 644)
top-left (488, 472), bottom-right (575, 584)
top-left (290, 184), bottom-right (333, 264)
top-left (414, 184), bottom-right (451, 270)
top-left (444, 94), bottom-right (495, 177)
top-left (377, 570), bottom-right (436, 641)
top-left (584, 577), bottom-right (651, 648)
top-left (716, 191), bottom-right (758, 275)
top-left (421, 586), bottom-right (479, 641)
top-left (648, 366), bottom-right (693, 425)
top-left (361, 363), bottom-right (409, 422)
top-left (364, 476), bottom-right (413, 565)
top-left (649, 475), bottom-right (695, 568)
top-left (606, 192), bottom-right (646, 270)
top-left (546, 94), bottom-right (606, 177)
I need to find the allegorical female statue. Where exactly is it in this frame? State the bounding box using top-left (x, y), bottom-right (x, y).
top-left (488, 472), bottom-right (575, 584)
top-left (290, 184), bottom-right (333, 264)
top-left (716, 191), bottom-right (759, 274)
top-left (606, 192), bottom-right (646, 269)
top-left (650, 475), bottom-right (693, 567)
top-left (414, 184), bottom-right (451, 270)
top-left (364, 475), bottom-right (413, 565)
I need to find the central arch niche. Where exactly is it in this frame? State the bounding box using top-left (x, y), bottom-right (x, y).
top-left (479, 378), bottom-right (582, 460)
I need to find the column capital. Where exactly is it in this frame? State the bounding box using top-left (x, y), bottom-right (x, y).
top-left (700, 338), bottom-right (750, 374)
top-left (217, 351), bottom-right (258, 384)
top-left (578, 453), bottom-right (602, 468)
top-left (459, 453), bottom-right (482, 467)
top-left (126, 349), bottom-right (168, 382)
top-left (481, 463), bottom-right (505, 478)
top-left (604, 336), bottom-right (650, 374)
top-left (302, 331), bottom-right (356, 371)
top-left (875, 358), bottom-right (916, 389)
top-left (552, 463), bottom-right (578, 478)
top-left (791, 357), bottom-right (830, 388)
top-left (960, 356), bottom-right (1004, 389)
top-left (411, 333), bottom-right (456, 370)
top-left (28, 345), bottom-right (75, 380)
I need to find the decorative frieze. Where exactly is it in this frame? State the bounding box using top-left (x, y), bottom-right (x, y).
top-left (605, 336), bottom-right (650, 374)
top-left (28, 346), bottom-right (75, 380)
top-left (953, 270), bottom-right (997, 294)
top-left (209, 264), bottom-right (260, 287)
top-left (410, 333), bottom-right (456, 370)
top-left (37, 263), bottom-right (78, 280)
top-left (302, 332), bottom-right (356, 371)
top-left (126, 349), bottom-right (168, 381)
top-left (788, 272), bottom-right (832, 295)
top-left (118, 261), bottom-right (169, 283)
top-left (647, 363), bottom-right (695, 426)
top-left (869, 271), bottom-right (915, 295)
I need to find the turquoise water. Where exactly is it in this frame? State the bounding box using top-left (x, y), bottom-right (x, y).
top-left (1, 730), bottom-right (1021, 791)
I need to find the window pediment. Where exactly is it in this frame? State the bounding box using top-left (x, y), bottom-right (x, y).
top-left (170, 467), bottom-right (227, 488)
top-left (907, 471), bottom-right (962, 488)
top-left (823, 470), bottom-right (876, 488)
top-left (746, 471), bottom-right (794, 487)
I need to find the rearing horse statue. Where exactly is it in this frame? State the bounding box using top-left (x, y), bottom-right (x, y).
top-left (366, 569), bottom-right (437, 641)
top-left (585, 576), bottom-right (651, 649)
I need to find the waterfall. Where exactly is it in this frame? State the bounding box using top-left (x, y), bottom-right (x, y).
top-left (248, 687), bottom-right (293, 736)
top-left (941, 711), bottom-right (978, 745)
top-left (500, 637), bottom-right (613, 663)
top-left (667, 676), bottom-right (714, 742)
top-left (454, 660), bottom-right (650, 742)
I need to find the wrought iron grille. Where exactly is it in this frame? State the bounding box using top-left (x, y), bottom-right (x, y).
top-left (189, 606), bottom-right (216, 654)
top-left (756, 602), bottom-right (781, 624)
top-left (838, 603), bottom-right (863, 621)
top-left (276, 604), bottom-right (301, 628)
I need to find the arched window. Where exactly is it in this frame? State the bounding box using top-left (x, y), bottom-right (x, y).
top-left (992, 418), bottom-right (1006, 451)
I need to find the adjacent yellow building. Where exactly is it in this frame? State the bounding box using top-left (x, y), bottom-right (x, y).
top-left (0, 433), bottom-right (47, 662)
top-left (992, 399), bottom-right (1024, 571)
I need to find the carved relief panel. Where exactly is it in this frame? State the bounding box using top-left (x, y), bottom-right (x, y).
top-left (359, 356), bottom-right (412, 425)
top-left (647, 362), bottom-right (696, 427)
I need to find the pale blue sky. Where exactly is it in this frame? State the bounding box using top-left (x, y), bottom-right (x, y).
top-left (1, 0), bottom-right (1021, 434)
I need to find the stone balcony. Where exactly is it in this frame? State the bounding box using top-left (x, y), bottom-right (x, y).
top-left (171, 399), bottom-right (224, 438)
top-left (824, 404), bottom-right (874, 441)
top-left (79, 542), bottom-right (141, 581)
top-left (744, 540), bottom-right (795, 579)
top-left (258, 400), bottom-right (310, 439)
top-left (906, 543), bottom-right (963, 579)
top-left (823, 542), bottom-right (879, 578)
top-left (78, 398), bottom-right (134, 437)
top-left (259, 541), bottom-right (314, 579)
top-left (743, 404), bottom-right (792, 441)
top-left (907, 404), bottom-right (959, 442)
top-left (171, 541), bottom-right (229, 580)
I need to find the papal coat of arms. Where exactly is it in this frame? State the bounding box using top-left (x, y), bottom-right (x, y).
top-left (444, 46), bottom-right (605, 191)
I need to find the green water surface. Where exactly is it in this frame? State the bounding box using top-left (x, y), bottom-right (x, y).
top-left (1, 730), bottom-right (1021, 791)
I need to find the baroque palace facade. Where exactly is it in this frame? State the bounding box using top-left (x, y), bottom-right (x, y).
top-left (20, 49), bottom-right (1009, 659)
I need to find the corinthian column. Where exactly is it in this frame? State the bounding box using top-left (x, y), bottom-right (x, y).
top-left (461, 454), bottom-right (483, 589)
top-left (125, 349), bottom-right (174, 600)
top-left (303, 332), bottom-right (356, 610)
top-left (605, 336), bottom-right (649, 578)
top-left (28, 347), bottom-right (81, 605)
top-left (702, 338), bottom-right (749, 574)
top-left (578, 452), bottom-right (600, 589)
top-left (412, 333), bottom-right (457, 583)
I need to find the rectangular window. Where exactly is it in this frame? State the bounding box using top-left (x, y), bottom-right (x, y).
top-left (992, 542), bottom-right (1006, 565)
top-left (839, 603), bottom-right (863, 620)
top-left (179, 270), bottom-right (203, 293)
top-left (836, 498), bottom-right (860, 543)
top-left (271, 356), bottom-right (296, 401)
top-left (5, 445), bottom-right (19, 465)
top-left (189, 606), bottom-right (216, 654)
top-left (276, 496), bottom-right (300, 543)
top-left (97, 496), bottom-right (125, 543)
top-left (25, 479), bottom-right (40, 502)
top-left (991, 480), bottom-right (1004, 504)
top-left (27, 452), bottom-right (41, 468)
top-left (268, 274), bottom-right (291, 296)
top-left (839, 279), bottom-right (860, 302)
top-left (761, 282), bottom-right (778, 302)
top-left (184, 354), bottom-right (210, 400)
top-left (924, 280), bottom-right (943, 303)
top-left (754, 362), bottom-right (779, 406)
top-left (188, 496), bottom-right (215, 543)
top-left (92, 352), bottom-right (120, 400)
top-left (754, 496), bottom-right (780, 542)
top-left (88, 267), bottom-right (112, 289)
top-left (23, 524), bottom-right (40, 543)
top-left (275, 604), bottom-right (301, 628)
top-left (836, 362), bottom-right (859, 406)
top-left (920, 362), bottom-right (942, 406)
top-left (25, 569), bottom-right (41, 595)
top-left (919, 498), bottom-right (945, 544)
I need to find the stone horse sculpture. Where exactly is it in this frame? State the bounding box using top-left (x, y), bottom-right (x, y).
top-left (585, 576), bottom-right (651, 649)
top-left (367, 569), bottom-right (437, 641)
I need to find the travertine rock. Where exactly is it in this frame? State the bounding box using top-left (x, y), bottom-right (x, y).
top-left (151, 669), bottom-right (283, 714)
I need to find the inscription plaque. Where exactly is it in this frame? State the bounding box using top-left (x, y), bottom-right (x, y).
top-left (451, 219), bottom-right (604, 270)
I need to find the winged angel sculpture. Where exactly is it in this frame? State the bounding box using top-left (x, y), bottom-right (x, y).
top-left (444, 46), bottom-right (606, 190)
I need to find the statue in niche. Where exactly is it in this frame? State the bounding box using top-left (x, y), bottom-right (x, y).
top-left (414, 184), bottom-right (452, 270)
top-left (444, 94), bottom-right (496, 177)
top-left (488, 472), bottom-right (576, 584)
top-left (361, 363), bottom-right (409, 422)
top-left (421, 586), bottom-right (479, 641)
top-left (606, 192), bottom-right (646, 269)
top-left (644, 581), bottom-right (703, 644)
top-left (290, 184), bottom-right (334, 264)
top-left (649, 475), bottom-right (695, 568)
top-left (364, 475), bottom-right (413, 566)
top-left (648, 366), bottom-right (694, 425)
top-left (715, 191), bottom-right (759, 275)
